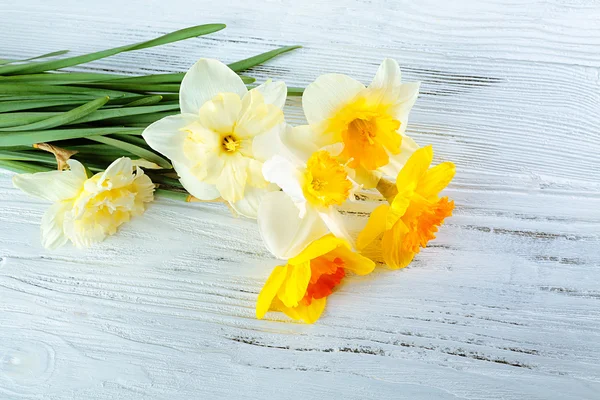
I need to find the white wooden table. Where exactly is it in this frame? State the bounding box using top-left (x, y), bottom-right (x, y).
top-left (1, 1), bottom-right (599, 399)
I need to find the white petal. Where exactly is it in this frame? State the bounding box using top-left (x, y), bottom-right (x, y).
top-left (369, 58), bottom-right (402, 92)
top-left (258, 191), bottom-right (329, 259)
top-left (392, 82), bottom-right (421, 135)
top-left (12, 162), bottom-right (86, 202)
top-left (142, 113), bottom-right (199, 167)
top-left (379, 134), bottom-right (420, 177)
top-left (251, 122), bottom-right (286, 162)
top-left (215, 157), bottom-right (248, 202)
top-left (252, 79), bottom-right (287, 109)
top-left (197, 92), bottom-right (242, 133)
top-left (302, 73), bottom-right (364, 125)
top-left (318, 208), bottom-right (354, 246)
top-left (230, 184), bottom-right (275, 219)
top-left (173, 160), bottom-right (220, 200)
top-left (235, 90), bottom-right (283, 139)
top-left (40, 201), bottom-right (70, 250)
top-left (280, 124), bottom-right (319, 162)
top-left (262, 155), bottom-right (305, 204)
top-left (180, 58), bottom-right (248, 114)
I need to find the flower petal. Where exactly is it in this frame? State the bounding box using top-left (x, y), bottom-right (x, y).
top-left (173, 160), bottom-right (220, 200)
top-left (369, 58), bottom-right (402, 94)
top-left (40, 201), bottom-right (70, 250)
top-left (292, 297), bottom-right (327, 324)
top-left (258, 191), bottom-right (329, 260)
top-left (288, 234), bottom-right (343, 265)
top-left (279, 124), bottom-right (320, 163)
top-left (180, 58), bottom-right (248, 114)
top-left (235, 90), bottom-right (284, 139)
top-left (251, 122), bottom-right (286, 162)
top-left (391, 82), bottom-right (421, 136)
top-left (391, 145), bottom-right (433, 215)
top-left (262, 155), bottom-right (305, 205)
top-left (417, 161), bottom-right (456, 199)
top-left (330, 245), bottom-right (375, 276)
top-left (12, 160), bottom-right (86, 202)
top-left (356, 203), bottom-right (389, 250)
top-left (302, 73), bottom-right (364, 125)
top-left (197, 92), bottom-right (242, 133)
top-left (378, 134), bottom-right (420, 177)
top-left (252, 79), bottom-right (287, 109)
top-left (230, 185), bottom-right (274, 219)
top-left (382, 219), bottom-right (413, 269)
top-left (256, 265), bottom-right (288, 319)
top-left (215, 156), bottom-right (248, 202)
top-left (318, 208), bottom-right (354, 246)
top-left (277, 262), bottom-right (311, 308)
top-left (142, 113), bottom-right (199, 167)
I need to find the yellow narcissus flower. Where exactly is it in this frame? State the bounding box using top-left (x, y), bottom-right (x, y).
top-left (259, 148), bottom-right (356, 251)
top-left (256, 235), bottom-right (375, 323)
top-left (357, 146), bottom-right (455, 269)
top-left (142, 58), bottom-right (287, 218)
top-left (300, 58), bottom-right (420, 186)
top-left (12, 157), bottom-right (155, 249)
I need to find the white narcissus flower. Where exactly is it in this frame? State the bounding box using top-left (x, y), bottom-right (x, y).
top-left (258, 145), bottom-right (357, 259)
top-left (142, 58), bottom-right (287, 218)
top-left (12, 158), bottom-right (155, 249)
top-left (300, 58), bottom-right (421, 187)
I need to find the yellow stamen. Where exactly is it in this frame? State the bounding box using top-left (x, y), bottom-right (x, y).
top-left (303, 151), bottom-right (352, 207)
top-left (222, 135), bottom-right (240, 153)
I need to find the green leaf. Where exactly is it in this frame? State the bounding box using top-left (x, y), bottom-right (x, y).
top-left (85, 73), bottom-right (255, 86)
top-left (155, 188), bottom-right (189, 201)
top-left (0, 127), bottom-right (143, 147)
top-left (2, 97), bottom-right (109, 131)
top-left (69, 103), bottom-right (179, 124)
top-left (286, 87), bottom-right (304, 96)
top-left (0, 99), bottom-right (88, 113)
top-left (228, 45), bottom-right (301, 72)
top-left (123, 95), bottom-right (163, 107)
top-left (0, 112), bottom-right (59, 128)
top-left (0, 149), bottom-right (57, 164)
top-left (0, 72), bottom-right (126, 84)
top-left (0, 83), bottom-right (134, 98)
top-left (0, 50), bottom-right (70, 66)
top-left (0, 24), bottom-right (226, 75)
top-left (87, 135), bottom-right (172, 169)
top-left (0, 159), bottom-right (52, 173)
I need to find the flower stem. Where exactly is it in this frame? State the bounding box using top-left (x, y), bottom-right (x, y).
top-left (376, 177), bottom-right (398, 203)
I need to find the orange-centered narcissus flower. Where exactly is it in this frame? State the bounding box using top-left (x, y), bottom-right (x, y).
top-left (357, 145), bottom-right (455, 269)
top-left (256, 235), bottom-right (375, 323)
top-left (301, 59), bottom-right (421, 186)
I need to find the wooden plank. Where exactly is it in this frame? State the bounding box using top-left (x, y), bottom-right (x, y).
top-left (0, 1), bottom-right (599, 399)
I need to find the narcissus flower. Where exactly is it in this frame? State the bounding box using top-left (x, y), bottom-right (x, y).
top-left (142, 58), bottom-right (287, 218)
top-left (256, 234), bottom-right (375, 323)
top-left (357, 146), bottom-right (455, 269)
top-left (301, 58), bottom-right (420, 186)
top-left (259, 148), bottom-right (355, 250)
top-left (12, 157), bottom-right (154, 249)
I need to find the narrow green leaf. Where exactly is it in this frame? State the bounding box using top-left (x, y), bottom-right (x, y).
top-left (0, 24), bottom-right (226, 75)
top-left (0, 149), bottom-right (57, 164)
top-left (87, 135), bottom-right (172, 169)
top-left (2, 97), bottom-right (109, 132)
top-left (0, 159), bottom-right (52, 173)
top-left (0, 112), bottom-right (59, 128)
top-left (92, 111), bottom-right (178, 126)
top-left (0, 72), bottom-right (126, 84)
top-left (286, 87), bottom-right (304, 96)
top-left (0, 83), bottom-right (135, 97)
top-left (0, 99), bottom-right (88, 113)
top-left (0, 127), bottom-right (143, 147)
top-left (88, 73), bottom-right (255, 85)
top-left (123, 95), bottom-right (163, 107)
top-left (69, 103), bottom-right (179, 124)
top-left (155, 188), bottom-right (189, 201)
top-left (228, 45), bottom-right (301, 72)
top-left (0, 50), bottom-right (70, 66)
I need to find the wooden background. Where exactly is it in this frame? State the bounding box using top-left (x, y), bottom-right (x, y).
top-left (1, 1), bottom-right (599, 398)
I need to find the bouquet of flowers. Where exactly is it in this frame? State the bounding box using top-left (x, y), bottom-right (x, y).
top-left (2, 24), bottom-right (455, 323)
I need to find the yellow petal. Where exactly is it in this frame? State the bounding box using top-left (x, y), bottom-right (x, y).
top-left (330, 246), bottom-right (375, 276)
top-left (382, 220), bottom-right (413, 269)
top-left (256, 265), bottom-right (288, 319)
top-left (356, 204), bottom-right (389, 250)
top-left (277, 262), bottom-right (311, 308)
top-left (417, 161), bottom-right (455, 199)
top-left (391, 145), bottom-right (433, 215)
top-left (198, 92), bottom-right (242, 133)
top-left (293, 297), bottom-right (327, 324)
top-left (288, 234), bottom-right (344, 265)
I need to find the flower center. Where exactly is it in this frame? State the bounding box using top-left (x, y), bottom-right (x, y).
top-left (222, 135), bottom-right (240, 153)
top-left (349, 118), bottom-right (377, 145)
top-left (302, 256), bottom-right (346, 305)
top-left (402, 196), bottom-right (454, 253)
top-left (303, 151), bottom-right (352, 207)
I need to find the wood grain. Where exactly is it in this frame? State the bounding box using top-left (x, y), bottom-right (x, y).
top-left (1, 1), bottom-right (599, 399)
